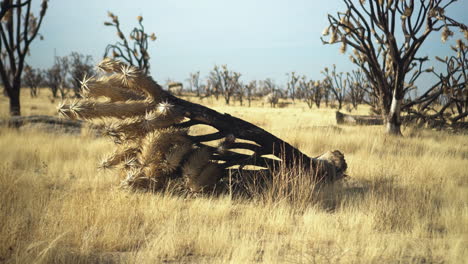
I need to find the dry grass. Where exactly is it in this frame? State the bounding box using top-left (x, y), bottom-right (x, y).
top-left (0, 92), bottom-right (467, 263)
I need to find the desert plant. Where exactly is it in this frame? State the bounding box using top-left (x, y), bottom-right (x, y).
top-left (322, 0), bottom-right (468, 135)
top-left (346, 69), bottom-right (367, 110)
top-left (236, 81), bottom-right (246, 106)
top-left (44, 56), bottom-right (69, 99)
top-left (322, 65), bottom-right (347, 110)
top-left (22, 65), bottom-right (43, 98)
top-left (261, 79), bottom-right (281, 107)
top-left (103, 12), bottom-right (156, 74)
top-left (405, 39), bottom-right (468, 126)
top-left (69, 52), bottom-right (94, 98)
top-left (188, 71), bottom-right (201, 97)
top-left (208, 65), bottom-right (242, 105)
top-left (58, 59), bottom-right (348, 193)
top-left (287, 72), bottom-right (300, 102)
top-left (298, 76), bottom-right (323, 109)
top-left (245, 80), bottom-right (256, 107)
top-left (0, 0), bottom-right (48, 115)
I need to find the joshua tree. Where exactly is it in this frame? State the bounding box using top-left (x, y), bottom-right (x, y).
top-left (69, 52), bottom-right (94, 98)
top-left (208, 65), bottom-right (241, 105)
top-left (287, 72), bottom-right (300, 102)
top-left (346, 69), bottom-right (367, 110)
top-left (404, 39), bottom-right (467, 126)
top-left (188, 71), bottom-right (201, 96)
top-left (22, 65), bottom-right (43, 98)
top-left (0, 0), bottom-right (48, 115)
top-left (58, 59), bottom-right (347, 193)
top-left (45, 56), bottom-right (69, 99)
top-left (322, 0), bottom-right (468, 135)
top-left (298, 76), bottom-right (312, 109)
top-left (299, 76), bottom-right (323, 109)
top-left (245, 80), bottom-right (256, 107)
top-left (236, 81), bottom-right (245, 106)
top-left (103, 12), bottom-right (156, 74)
top-left (322, 65), bottom-right (347, 110)
top-left (261, 78), bottom-right (281, 107)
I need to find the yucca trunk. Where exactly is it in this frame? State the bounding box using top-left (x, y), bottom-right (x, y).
top-left (8, 81), bottom-right (21, 116)
top-left (385, 96), bottom-right (402, 135)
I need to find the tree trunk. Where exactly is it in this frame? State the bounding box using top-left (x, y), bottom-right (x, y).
top-left (385, 96), bottom-right (402, 135)
top-left (9, 83), bottom-right (21, 116)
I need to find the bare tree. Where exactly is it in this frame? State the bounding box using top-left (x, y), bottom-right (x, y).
top-left (322, 65), bottom-right (347, 110)
top-left (0, 0), bottom-right (48, 115)
top-left (405, 39), bottom-right (467, 126)
top-left (299, 76), bottom-right (324, 109)
top-left (208, 65), bottom-right (241, 105)
top-left (22, 64), bottom-right (43, 97)
top-left (312, 80), bottom-right (324, 108)
top-left (69, 52), bottom-right (94, 98)
top-left (245, 80), bottom-right (256, 107)
top-left (188, 71), bottom-right (201, 96)
top-left (236, 81), bottom-right (245, 106)
top-left (298, 76), bottom-right (313, 109)
top-left (287, 71), bottom-right (300, 102)
top-left (207, 66), bottom-right (223, 101)
top-left (346, 69), bottom-right (367, 110)
top-left (103, 12), bottom-right (156, 74)
top-left (322, 0), bottom-right (467, 135)
top-left (261, 78), bottom-right (281, 107)
top-left (227, 71), bottom-right (242, 105)
top-left (322, 78), bottom-right (331, 107)
top-left (45, 56), bottom-right (69, 99)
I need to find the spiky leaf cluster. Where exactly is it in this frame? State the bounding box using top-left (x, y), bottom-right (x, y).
top-left (58, 59), bottom-right (223, 192)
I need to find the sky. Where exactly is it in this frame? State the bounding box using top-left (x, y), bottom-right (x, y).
top-left (27, 0), bottom-right (468, 90)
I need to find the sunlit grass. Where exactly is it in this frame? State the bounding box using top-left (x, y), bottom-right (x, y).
top-left (0, 91), bottom-right (467, 263)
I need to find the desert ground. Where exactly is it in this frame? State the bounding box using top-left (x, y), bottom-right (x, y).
top-left (0, 90), bottom-right (467, 263)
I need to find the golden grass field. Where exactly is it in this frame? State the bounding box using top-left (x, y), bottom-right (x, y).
top-left (1, 90), bottom-right (467, 263)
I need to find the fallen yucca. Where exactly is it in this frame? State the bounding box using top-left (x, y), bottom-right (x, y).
top-left (59, 58), bottom-right (224, 192)
top-left (59, 58), bottom-right (348, 194)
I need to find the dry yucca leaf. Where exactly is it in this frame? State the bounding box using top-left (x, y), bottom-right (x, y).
top-left (99, 144), bottom-right (140, 169)
top-left (58, 100), bottom-right (155, 120)
top-left (81, 75), bottom-right (145, 102)
top-left (182, 147), bottom-right (211, 182)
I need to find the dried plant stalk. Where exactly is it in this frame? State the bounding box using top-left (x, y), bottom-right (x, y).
top-left (182, 147), bottom-right (212, 183)
top-left (58, 100), bottom-right (154, 120)
top-left (97, 57), bottom-right (127, 73)
top-left (163, 142), bottom-right (193, 173)
top-left (98, 58), bottom-right (165, 100)
top-left (105, 111), bottom-right (185, 141)
top-left (100, 145), bottom-right (140, 169)
top-left (82, 75), bottom-right (145, 102)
